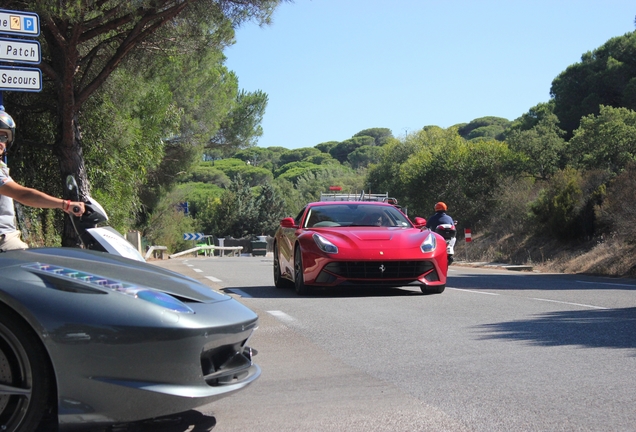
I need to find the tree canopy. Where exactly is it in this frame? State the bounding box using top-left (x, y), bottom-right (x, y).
top-left (551, 31), bottom-right (636, 136)
top-left (568, 105), bottom-right (636, 174)
top-left (457, 116), bottom-right (511, 141)
top-left (3, 0), bottom-right (280, 244)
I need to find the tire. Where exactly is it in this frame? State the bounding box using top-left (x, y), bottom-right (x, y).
top-left (420, 284), bottom-right (445, 294)
top-left (0, 306), bottom-right (54, 432)
top-left (294, 247), bottom-right (311, 296)
top-left (273, 243), bottom-right (292, 289)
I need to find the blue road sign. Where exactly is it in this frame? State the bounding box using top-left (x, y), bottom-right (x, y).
top-left (177, 202), bottom-right (189, 214)
top-left (23, 17), bottom-right (35, 32)
top-left (183, 233), bottom-right (205, 241)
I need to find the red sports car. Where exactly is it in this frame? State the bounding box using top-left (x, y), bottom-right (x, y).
top-left (273, 200), bottom-right (448, 295)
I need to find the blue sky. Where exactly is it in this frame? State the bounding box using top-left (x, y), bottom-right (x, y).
top-left (224, 1), bottom-right (635, 149)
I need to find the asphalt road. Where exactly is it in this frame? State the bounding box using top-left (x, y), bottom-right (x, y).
top-left (150, 256), bottom-right (636, 432)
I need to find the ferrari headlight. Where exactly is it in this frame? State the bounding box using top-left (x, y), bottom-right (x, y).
top-left (420, 232), bottom-right (437, 253)
top-left (313, 233), bottom-right (338, 254)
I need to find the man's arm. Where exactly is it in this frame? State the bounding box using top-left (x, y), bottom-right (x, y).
top-left (0, 181), bottom-right (85, 216)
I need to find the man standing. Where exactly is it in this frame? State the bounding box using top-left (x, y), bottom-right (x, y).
top-left (0, 111), bottom-right (85, 251)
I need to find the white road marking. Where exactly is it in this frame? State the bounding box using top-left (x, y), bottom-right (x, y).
top-left (452, 287), bottom-right (607, 309)
top-left (450, 288), bottom-right (499, 295)
top-left (267, 310), bottom-right (296, 323)
top-left (530, 297), bottom-right (607, 309)
top-left (576, 280), bottom-right (636, 288)
top-left (193, 268), bottom-right (203, 273)
top-left (205, 276), bottom-right (222, 283)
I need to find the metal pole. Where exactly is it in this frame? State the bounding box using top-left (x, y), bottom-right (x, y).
top-left (1, 92), bottom-right (6, 164)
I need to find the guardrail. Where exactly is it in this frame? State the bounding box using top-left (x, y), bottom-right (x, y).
top-left (168, 246), bottom-right (243, 259)
top-left (145, 246), bottom-right (167, 260)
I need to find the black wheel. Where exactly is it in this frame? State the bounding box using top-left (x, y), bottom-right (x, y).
top-left (0, 306), bottom-right (54, 432)
top-left (273, 243), bottom-right (292, 289)
top-left (420, 284), bottom-right (445, 294)
top-left (294, 247), bottom-right (311, 295)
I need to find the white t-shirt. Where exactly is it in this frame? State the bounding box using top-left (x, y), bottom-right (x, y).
top-left (0, 161), bottom-right (17, 234)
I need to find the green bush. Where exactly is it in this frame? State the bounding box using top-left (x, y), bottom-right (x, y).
top-left (529, 168), bottom-right (584, 240)
top-left (143, 190), bottom-right (196, 253)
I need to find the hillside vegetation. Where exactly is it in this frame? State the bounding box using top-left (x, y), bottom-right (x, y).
top-left (163, 31), bottom-right (636, 277)
top-left (4, 3), bottom-right (635, 279)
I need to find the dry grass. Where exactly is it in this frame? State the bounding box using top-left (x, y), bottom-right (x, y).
top-left (535, 239), bottom-right (636, 277)
top-left (455, 232), bottom-right (636, 278)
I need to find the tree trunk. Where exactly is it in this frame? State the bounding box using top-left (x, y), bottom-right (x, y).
top-left (59, 113), bottom-right (89, 247)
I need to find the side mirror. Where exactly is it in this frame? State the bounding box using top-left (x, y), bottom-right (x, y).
top-left (413, 217), bottom-right (426, 229)
top-left (65, 175), bottom-right (79, 201)
top-left (280, 217), bottom-right (296, 228)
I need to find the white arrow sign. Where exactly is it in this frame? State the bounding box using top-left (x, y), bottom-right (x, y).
top-left (0, 37), bottom-right (40, 64)
top-left (183, 232), bottom-right (205, 241)
top-left (0, 9), bottom-right (39, 36)
top-left (0, 66), bottom-right (41, 91)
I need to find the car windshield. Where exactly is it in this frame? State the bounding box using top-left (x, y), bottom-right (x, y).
top-left (304, 204), bottom-right (411, 228)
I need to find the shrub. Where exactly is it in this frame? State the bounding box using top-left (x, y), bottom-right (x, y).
top-left (529, 168), bottom-right (584, 240)
top-left (601, 162), bottom-right (636, 243)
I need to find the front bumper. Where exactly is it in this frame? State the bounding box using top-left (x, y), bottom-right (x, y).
top-left (47, 301), bottom-right (261, 429)
top-left (312, 259), bottom-right (444, 287)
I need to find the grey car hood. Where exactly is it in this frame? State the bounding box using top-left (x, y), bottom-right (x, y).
top-left (0, 248), bottom-right (229, 303)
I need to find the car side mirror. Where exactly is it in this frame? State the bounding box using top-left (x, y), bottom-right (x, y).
top-left (280, 217), bottom-right (296, 228)
top-left (413, 217), bottom-right (426, 229)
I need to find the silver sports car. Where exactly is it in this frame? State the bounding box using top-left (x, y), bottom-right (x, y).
top-left (0, 248), bottom-right (260, 431)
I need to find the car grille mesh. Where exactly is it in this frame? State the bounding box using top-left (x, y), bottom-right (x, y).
top-left (323, 260), bottom-right (434, 279)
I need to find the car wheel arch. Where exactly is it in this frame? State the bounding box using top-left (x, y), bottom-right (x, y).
top-left (0, 302), bottom-right (58, 430)
top-left (293, 244), bottom-right (311, 295)
top-left (273, 241), bottom-right (293, 288)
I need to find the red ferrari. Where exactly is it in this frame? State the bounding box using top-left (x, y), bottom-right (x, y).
top-left (273, 199), bottom-right (448, 295)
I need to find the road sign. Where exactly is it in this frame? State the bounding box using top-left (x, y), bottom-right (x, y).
top-left (183, 232), bottom-right (205, 241)
top-left (464, 228), bottom-right (472, 242)
top-left (0, 9), bottom-right (40, 37)
top-left (0, 66), bottom-right (41, 91)
top-left (0, 37), bottom-right (40, 64)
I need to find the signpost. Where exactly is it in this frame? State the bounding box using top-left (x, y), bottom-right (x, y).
top-left (464, 228), bottom-right (472, 262)
top-left (0, 8), bottom-right (41, 100)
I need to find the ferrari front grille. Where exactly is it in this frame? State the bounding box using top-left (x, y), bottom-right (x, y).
top-left (323, 260), bottom-right (434, 279)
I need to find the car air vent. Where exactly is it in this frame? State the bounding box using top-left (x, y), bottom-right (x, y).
top-left (23, 263), bottom-right (194, 313)
top-left (35, 272), bottom-right (107, 294)
top-left (201, 342), bottom-right (254, 386)
top-left (324, 260), bottom-right (434, 279)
